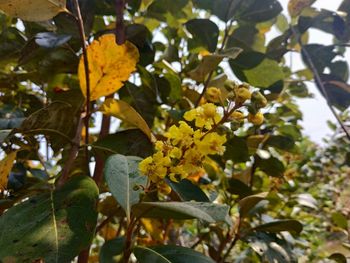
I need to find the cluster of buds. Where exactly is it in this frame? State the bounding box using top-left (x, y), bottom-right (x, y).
top-left (205, 82), bottom-right (268, 130)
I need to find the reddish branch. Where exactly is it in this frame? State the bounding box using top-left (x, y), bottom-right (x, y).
top-left (92, 94), bottom-right (114, 185)
top-left (115, 0), bottom-right (126, 45)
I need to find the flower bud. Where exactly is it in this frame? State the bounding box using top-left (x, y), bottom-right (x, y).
top-left (248, 112), bottom-right (264, 126)
top-left (205, 87), bottom-right (222, 103)
top-left (230, 111), bottom-right (245, 122)
top-left (230, 120), bottom-right (241, 131)
top-left (251, 91), bottom-right (267, 108)
top-left (158, 181), bottom-right (172, 195)
top-left (227, 91), bottom-right (236, 101)
top-left (235, 87), bottom-right (251, 103)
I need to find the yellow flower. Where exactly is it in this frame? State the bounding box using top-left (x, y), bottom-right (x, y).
top-left (139, 156), bottom-right (153, 176)
top-left (169, 165), bottom-right (188, 182)
top-left (184, 103), bottom-right (221, 130)
top-left (139, 152), bottom-right (171, 182)
top-left (248, 112), bottom-right (264, 126)
top-left (165, 121), bottom-right (194, 147)
top-left (155, 140), bottom-right (165, 151)
top-left (206, 87), bottom-right (222, 103)
top-left (195, 132), bottom-right (227, 155)
top-left (183, 148), bottom-right (205, 170)
top-left (169, 147), bottom-right (182, 159)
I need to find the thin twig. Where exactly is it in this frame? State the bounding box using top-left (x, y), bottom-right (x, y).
top-left (221, 217), bottom-right (241, 263)
top-left (291, 27), bottom-right (350, 141)
top-left (57, 116), bottom-right (84, 187)
top-left (72, 0), bottom-right (92, 154)
top-left (195, 71), bottom-right (214, 107)
top-left (72, 1), bottom-right (92, 262)
top-left (195, 21), bottom-right (233, 107)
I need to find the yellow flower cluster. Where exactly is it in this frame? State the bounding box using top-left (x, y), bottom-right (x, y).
top-left (139, 104), bottom-right (226, 183)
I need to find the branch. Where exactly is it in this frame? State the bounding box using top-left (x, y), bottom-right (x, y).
top-left (115, 0), bottom-right (126, 45)
top-left (291, 27), bottom-right (350, 141)
top-left (56, 115), bottom-right (84, 187)
top-left (72, 1), bottom-right (92, 262)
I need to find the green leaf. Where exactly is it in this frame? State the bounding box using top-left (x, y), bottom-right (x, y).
top-left (164, 73), bottom-right (182, 102)
top-left (266, 135), bottom-right (295, 151)
top-left (242, 59), bottom-right (285, 88)
top-left (212, 0), bottom-right (243, 22)
top-left (0, 129), bottom-right (11, 143)
top-left (188, 48), bottom-right (242, 82)
top-left (253, 220), bottom-right (303, 235)
top-left (147, 0), bottom-right (188, 21)
top-left (100, 237), bottom-right (126, 263)
top-left (278, 125), bottom-right (302, 140)
top-left (192, 0), bottom-right (212, 10)
top-left (134, 245), bottom-right (215, 263)
top-left (239, 192), bottom-right (268, 218)
top-left (319, 74), bottom-right (350, 110)
top-left (188, 55), bottom-right (221, 82)
top-left (0, 27), bottom-right (26, 62)
top-left (120, 82), bottom-right (157, 127)
top-left (0, 176), bottom-right (98, 262)
top-left (227, 178), bottom-right (252, 198)
top-left (329, 253), bottom-right (347, 263)
top-left (104, 154), bottom-right (147, 222)
top-left (224, 136), bottom-right (250, 163)
top-left (287, 81), bottom-right (310, 98)
top-left (227, 25), bottom-right (261, 52)
top-left (132, 201), bottom-right (231, 225)
top-left (256, 156), bottom-right (285, 177)
top-left (301, 44), bottom-right (337, 74)
top-left (247, 232), bottom-right (295, 262)
top-left (166, 179), bottom-right (210, 202)
top-left (134, 247), bottom-right (171, 263)
top-left (126, 24), bottom-right (155, 66)
top-left (12, 101), bottom-right (78, 152)
top-left (331, 212), bottom-right (348, 230)
top-left (185, 19), bottom-right (219, 52)
top-left (236, 0), bottom-right (282, 23)
top-left (92, 129), bottom-right (153, 159)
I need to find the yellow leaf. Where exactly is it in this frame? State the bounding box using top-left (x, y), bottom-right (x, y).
top-left (288, 0), bottom-right (316, 17)
top-left (100, 99), bottom-right (155, 142)
top-left (0, 151), bottom-right (17, 191)
top-left (0, 0), bottom-right (67, 21)
top-left (78, 34), bottom-right (139, 101)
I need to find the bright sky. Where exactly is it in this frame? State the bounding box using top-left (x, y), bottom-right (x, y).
top-left (279, 0), bottom-right (348, 144)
